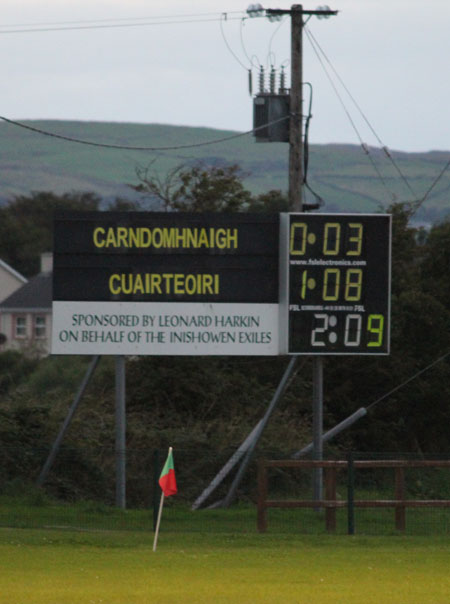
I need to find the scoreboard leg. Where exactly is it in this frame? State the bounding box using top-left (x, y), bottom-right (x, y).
top-left (115, 355), bottom-right (126, 509)
top-left (312, 357), bottom-right (324, 507)
top-left (36, 355), bottom-right (101, 487)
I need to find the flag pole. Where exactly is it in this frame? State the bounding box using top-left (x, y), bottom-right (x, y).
top-left (153, 446), bottom-right (176, 552)
top-left (153, 491), bottom-right (165, 552)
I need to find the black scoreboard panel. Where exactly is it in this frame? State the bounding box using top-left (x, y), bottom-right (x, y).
top-left (287, 213), bottom-right (391, 355)
top-left (53, 212), bottom-right (280, 303)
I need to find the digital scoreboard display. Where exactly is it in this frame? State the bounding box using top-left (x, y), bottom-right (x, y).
top-left (286, 213), bottom-right (391, 355)
top-left (53, 212), bottom-right (279, 304)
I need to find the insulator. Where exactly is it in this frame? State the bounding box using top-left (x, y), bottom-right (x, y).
top-left (248, 69), bottom-right (253, 96)
top-left (267, 10), bottom-right (283, 22)
top-left (279, 66), bottom-right (286, 93)
top-left (259, 66), bottom-right (265, 93)
top-left (270, 67), bottom-right (276, 93)
top-left (247, 3), bottom-right (264, 18)
top-left (316, 5), bottom-right (331, 20)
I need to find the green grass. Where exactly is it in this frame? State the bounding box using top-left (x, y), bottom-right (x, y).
top-left (2, 493), bottom-right (450, 535)
top-left (1, 499), bottom-right (450, 602)
top-left (1, 527), bottom-right (450, 603)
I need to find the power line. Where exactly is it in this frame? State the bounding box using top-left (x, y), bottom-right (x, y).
top-left (304, 28), bottom-right (395, 203)
top-left (366, 350), bottom-right (450, 413)
top-left (1, 11), bottom-right (244, 29)
top-left (412, 156), bottom-right (450, 214)
top-left (306, 24), bottom-right (449, 215)
top-left (305, 26), bottom-right (417, 201)
top-left (219, 14), bottom-right (249, 71)
top-left (267, 16), bottom-right (288, 66)
top-left (0, 115), bottom-right (289, 152)
top-left (0, 14), bottom-right (245, 35)
top-left (239, 17), bottom-right (258, 70)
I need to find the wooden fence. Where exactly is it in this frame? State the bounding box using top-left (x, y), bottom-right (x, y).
top-left (257, 459), bottom-right (450, 533)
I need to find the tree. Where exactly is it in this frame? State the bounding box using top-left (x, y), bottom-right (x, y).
top-left (0, 192), bottom-right (101, 276)
top-left (133, 163), bottom-right (254, 213)
top-left (251, 189), bottom-right (289, 213)
top-left (0, 192), bottom-right (140, 277)
top-left (325, 203), bottom-right (450, 453)
top-left (420, 218), bottom-right (450, 309)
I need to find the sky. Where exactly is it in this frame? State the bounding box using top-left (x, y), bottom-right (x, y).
top-left (1, 0), bottom-right (449, 153)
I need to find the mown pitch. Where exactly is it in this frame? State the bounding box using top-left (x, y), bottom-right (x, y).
top-left (1, 528), bottom-right (450, 604)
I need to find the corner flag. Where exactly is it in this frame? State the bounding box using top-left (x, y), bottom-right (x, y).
top-left (159, 447), bottom-right (177, 497)
top-left (153, 447), bottom-right (177, 552)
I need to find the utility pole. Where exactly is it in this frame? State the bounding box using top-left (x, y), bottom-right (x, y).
top-left (193, 4), bottom-right (338, 511)
top-left (266, 4), bottom-right (337, 504)
top-left (289, 5), bottom-right (304, 211)
top-left (265, 5), bottom-right (337, 212)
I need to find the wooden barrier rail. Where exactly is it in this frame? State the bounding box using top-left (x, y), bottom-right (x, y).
top-left (257, 459), bottom-right (450, 533)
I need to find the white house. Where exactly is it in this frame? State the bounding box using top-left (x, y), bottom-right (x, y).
top-left (0, 253), bottom-right (52, 356)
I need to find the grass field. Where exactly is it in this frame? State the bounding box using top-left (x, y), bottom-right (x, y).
top-left (1, 520), bottom-right (450, 603)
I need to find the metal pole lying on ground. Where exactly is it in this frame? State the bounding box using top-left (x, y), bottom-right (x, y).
top-left (36, 355), bottom-right (101, 486)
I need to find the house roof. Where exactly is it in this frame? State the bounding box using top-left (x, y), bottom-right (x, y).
top-left (0, 272), bottom-right (52, 311)
top-left (0, 258), bottom-right (28, 284)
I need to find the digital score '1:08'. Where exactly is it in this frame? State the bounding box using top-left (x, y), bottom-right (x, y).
top-left (287, 213), bottom-right (391, 355)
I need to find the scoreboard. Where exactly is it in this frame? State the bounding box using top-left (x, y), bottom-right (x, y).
top-left (52, 211), bottom-right (391, 357)
top-left (284, 213), bottom-right (391, 355)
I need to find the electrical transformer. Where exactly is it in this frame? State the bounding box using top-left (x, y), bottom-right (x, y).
top-left (253, 93), bottom-right (290, 143)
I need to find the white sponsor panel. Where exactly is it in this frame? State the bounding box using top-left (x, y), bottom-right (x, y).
top-left (52, 301), bottom-right (279, 356)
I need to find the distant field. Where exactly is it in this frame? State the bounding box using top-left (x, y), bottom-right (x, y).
top-left (1, 527), bottom-right (450, 604)
top-left (0, 119), bottom-right (449, 222)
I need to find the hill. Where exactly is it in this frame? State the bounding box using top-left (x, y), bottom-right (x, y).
top-left (0, 119), bottom-right (448, 223)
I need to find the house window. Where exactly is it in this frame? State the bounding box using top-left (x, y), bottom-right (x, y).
top-left (14, 316), bottom-right (27, 338)
top-left (35, 316), bottom-right (46, 339)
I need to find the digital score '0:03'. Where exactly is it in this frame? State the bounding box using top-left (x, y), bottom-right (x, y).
top-left (287, 213), bottom-right (391, 355)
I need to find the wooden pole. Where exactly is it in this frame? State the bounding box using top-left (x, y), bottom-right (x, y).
top-left (289, 4), bottom-right (303, 211)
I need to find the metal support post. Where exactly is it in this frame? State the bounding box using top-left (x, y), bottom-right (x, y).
top-left (36, 355), bottom-right (100, 486)
top-left (347, 451), bottom-right (355, 535)
top-left (222, 356), bottom-right (298, 507)
top-left (292, 407), bottom-right (367, 458)
top-left (312, 356), bottom-right (324, 504)
top-left (192, 420), bottom-right (263, 510)
top-left (115, 355), bottom-right (126, 509)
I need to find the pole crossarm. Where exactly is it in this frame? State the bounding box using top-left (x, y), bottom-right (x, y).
top-left (266, 8), bottom-right (338, 17)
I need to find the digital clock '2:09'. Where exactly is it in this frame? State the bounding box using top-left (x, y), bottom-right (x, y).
top-left (286, 213), bottom-right (391, 355)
